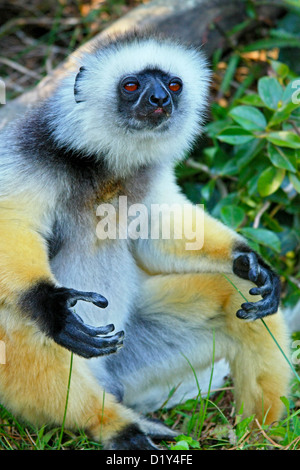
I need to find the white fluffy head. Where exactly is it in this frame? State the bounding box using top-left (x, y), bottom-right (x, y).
top-left (49, 32), bottom-right (211, 177)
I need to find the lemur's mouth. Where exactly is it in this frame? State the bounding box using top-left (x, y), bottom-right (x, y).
top-left (132, 106), bottom-right (172, 130)
top-left (153, 107), bottom-right (164, 114)
top-left (148, 107), bottom-right (171, 119)
top-left (146, 109), bottom-right (171, 128)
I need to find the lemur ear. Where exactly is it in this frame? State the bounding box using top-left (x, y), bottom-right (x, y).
top-left (74, 66), bottom-right (87, 103)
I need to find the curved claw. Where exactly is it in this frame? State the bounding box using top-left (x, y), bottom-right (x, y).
top-left (71, 314), bottom-right (116, 336)
top-left (249, 270), bottom-right (272, 297)
top-left (237, 300), bottom-right (278, 320)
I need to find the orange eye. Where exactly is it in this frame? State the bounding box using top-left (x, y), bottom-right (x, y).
top-left (123, 82), bottom-right (139, 92)
top-left (169, 81), bottom-right (182, 92)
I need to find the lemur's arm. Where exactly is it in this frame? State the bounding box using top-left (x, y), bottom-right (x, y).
top-left (0, 198), bottom-right (124, 357)
top-left (133, 168), bottom-right (281, 320)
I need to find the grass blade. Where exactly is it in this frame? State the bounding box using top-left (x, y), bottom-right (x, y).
top-left (58, 351), bottom-right (74, 449)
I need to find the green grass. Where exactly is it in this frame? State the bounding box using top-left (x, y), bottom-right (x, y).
top-left (0, 376), bottom-right (299, 450)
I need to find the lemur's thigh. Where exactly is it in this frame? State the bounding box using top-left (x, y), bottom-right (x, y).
top-left (0, 317), bottom-right (149, 448)
top-left (104, 273), bottom-right (290, 423)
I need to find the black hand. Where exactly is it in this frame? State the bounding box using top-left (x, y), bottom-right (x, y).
top-left (20, 283), bottom-right (124, 358)
top-left (53, 308), bottom-right (124, 359)
top-left (233, 250), bottom-right (281, 320)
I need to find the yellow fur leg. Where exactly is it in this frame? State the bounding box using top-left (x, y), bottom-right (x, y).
top-left (141, 273), bottom-right (291, 425)
top-left (0, 324), bottom-right (134, 444)
top-left (226, 309), bottom-right (290, 425)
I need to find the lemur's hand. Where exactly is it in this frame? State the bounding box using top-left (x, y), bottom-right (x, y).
top-left (233, 251), bottom-right (281, 320)
top-left (53, 288), bottom-right (124, 358)
top-left (22, 284), bottom-right (124, 358)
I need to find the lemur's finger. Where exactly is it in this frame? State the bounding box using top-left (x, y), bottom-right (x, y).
top-left (237, 292), bottom-right (279, 320)
top-left (249, 267), bottom-right (272, 295)
top-left (54, 331), bottom-right (122, 358)
top-left (64, 321), bottom-right (124, 347)
top-left (54, 315), bottom-right (124, 358)
top-left (247, 252), bottom-right (260, 283)
top-left (233, 252), bottom-right (260, 282)
top-left (71, 312), bottom-right (115, 336)
top-left (66, 289), bottom-right (108, 309)
top-left (249, 280), bottom-right (272, 297)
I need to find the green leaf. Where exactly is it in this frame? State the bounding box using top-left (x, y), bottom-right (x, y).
top-left (289, 173), bottom-right (300, 193)
top-left (236, 415), bottom-right (255, 439)
top-left (268, 102), bottom-right (300, 127)
top-left (201, 179), bottom-right (215, 201)
top-left (247, 173), bottom-right (261, 196)
top-left (258, 77), bottom-right (283, 110)
top-left (263, 213), bottom-right (283, 233)
top-left (203, 146), bottom-right (218, 163)
top-left (268, 144), bottom-right (297, 173)
top-left (221, 205), bottom-right (245, 229)
top-left (229, 106), bottom-right (267, 131)
top-left (246, 240), bottom-right (261, 254)
top-left (173, 435), bottom-right (201, 449)
top-left (266, 131), bottom-right (300, 149)
top-left (266, 188), bottom-right (290, 205)
top-left (257, 166), bottom-right (285, 196)
top-left (204, 119), bottom-right (230, 138)
top-left (218, 159), bottom-right (238, 176)
top-left (269, 426), bottom-right (286, 439)
top-left (219, 53), bottom-right (240, 95)
top-left (280, 396), bottom-right (290, 414)
top-left (170, 440), bottom-right (190, 450)
top-left (269, 60), bottom-right (290, 79)
top-left (235, 139), bottom-right (265, 169)
top-left (240, 227), bottom-right (281, 253)
top-left (272, 28), bottom-right (300, 41)
top-left (242, 37), bottom-right (300, 52)
top-left (282, 78), bottom-right (300, 106)
top-left (217, 127), bottom-right (255, 145)
top-left (238, 94), bottom-right (265, 107)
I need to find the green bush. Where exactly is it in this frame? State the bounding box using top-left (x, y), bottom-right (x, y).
top-left (177, 52), bottom-right (300, 309)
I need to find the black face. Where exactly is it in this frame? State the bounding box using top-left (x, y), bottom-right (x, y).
top-left (117, 68), bottom-right (183, 131)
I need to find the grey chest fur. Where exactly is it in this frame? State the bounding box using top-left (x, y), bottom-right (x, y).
top-left (48, 165), bottom-right (155, 331)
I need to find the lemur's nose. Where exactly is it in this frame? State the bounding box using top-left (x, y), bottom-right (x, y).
top-left (149, 82), bottom-right (171, 108)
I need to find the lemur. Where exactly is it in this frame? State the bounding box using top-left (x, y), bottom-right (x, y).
top-left (0, 32), bottom-right (290, 449)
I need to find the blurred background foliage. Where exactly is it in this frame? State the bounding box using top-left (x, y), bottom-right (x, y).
top-left (0, 0), bottom-right (299, 309)
top-left (178, 2), bottom-right (300, 310)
